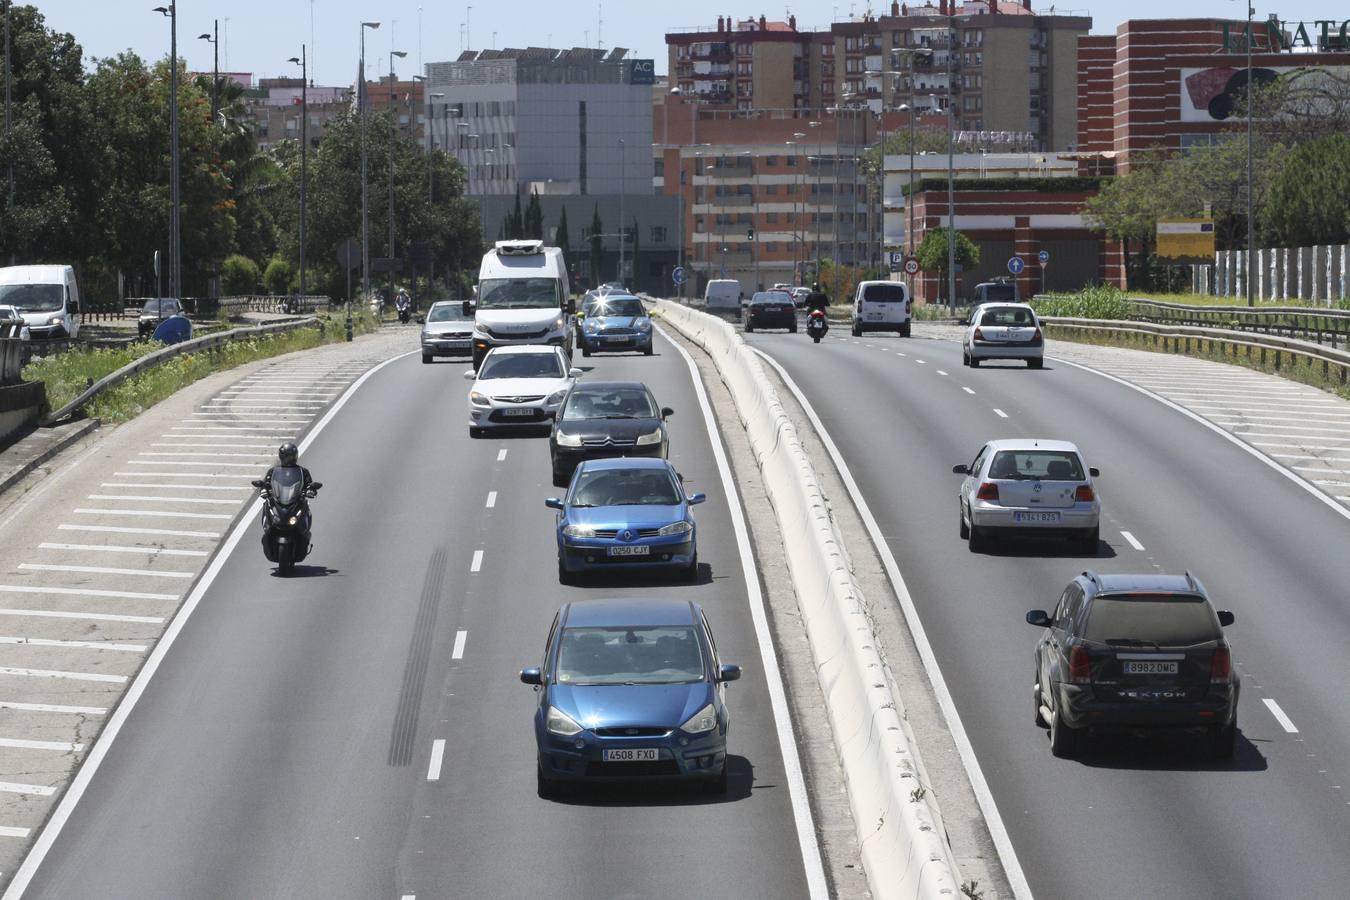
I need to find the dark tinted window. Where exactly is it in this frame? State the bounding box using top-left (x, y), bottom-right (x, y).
top-left (477, 352), bottom-right (563, 379)
top-left (556, 626), bottom-right (704, 685)
top-left (427, 303), bottom-right (471, 322)
top-left (980, 284), bottom-right (1017, 302)
top-left (862, 283), bottom-right (907, 302)
top-left (561, 387), bottom-right (656, 420)
top-left (988, 450), bottom-right (1084, 480)
top-left (751, 292), bottom-right (792, 306)
top-left (1083, 594), bottom-right (1221, 645)
top-left (569, 467), bottom-right (681, 507)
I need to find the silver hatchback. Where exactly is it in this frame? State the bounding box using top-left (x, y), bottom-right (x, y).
top-left (953, 439), bottom-right (1100, 553)
top-left (963, 303), bottom-right (1043, 368)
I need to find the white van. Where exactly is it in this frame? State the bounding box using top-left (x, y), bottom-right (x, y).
top-left (472, 240), bottom-right (572, 368)
top-left (0, 265), bottom-right (82, 340)
top-left (703, 279), bottom-right (743, 319)
top-left (851, 280), bottom-right (912, 337)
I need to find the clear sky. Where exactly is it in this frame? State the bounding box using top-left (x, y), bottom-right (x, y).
top-left (28, 1), bottom-right (1348, 88)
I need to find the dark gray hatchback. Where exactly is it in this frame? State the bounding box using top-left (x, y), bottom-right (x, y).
top-left (1026, 571), bottom-right (1239, 759)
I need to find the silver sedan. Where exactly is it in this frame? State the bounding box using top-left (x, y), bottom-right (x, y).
top-left (963, 303), bottom-right (1044, 368)
top-left (953, 439), bottom-right (1100, 553)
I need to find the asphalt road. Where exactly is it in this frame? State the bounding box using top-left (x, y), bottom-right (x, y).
top-left (22, 333), bottom-right (815, 899)
top-left (746, 327), bottom-right (1350, 900)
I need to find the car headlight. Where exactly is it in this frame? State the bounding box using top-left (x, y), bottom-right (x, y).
top-left (48, 316), bottom-right (63, 326)
top-left (546, 706), bottom-right (583, 736)
top-left (555, 431), bottom-right (583, 447)
top-left (637, 320), bottom-right (652, 332)
top-left (562, 523), bottom-right (596, 538)
top-left (680, 703), bottom-right (717, 735)
top-left (635, 428), bottom-right (663, 447)
top-left (584, 320), bottom-right (599, 332)
top-left (657, 520), bottom-right (692, 536)
top-left (469, 391), bottom-right (492, 407)
top-left (545, 389), bottom-right (569, 405)
top-left (552, 315), bottom-right (565, 331)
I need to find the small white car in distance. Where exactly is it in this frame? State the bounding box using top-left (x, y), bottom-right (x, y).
top-left (963, 302), bottom-right (1043, 368)
top-left (465, 345), bottom-right (580, 438)
top-left (953, 439), bottom-right (1100, 553)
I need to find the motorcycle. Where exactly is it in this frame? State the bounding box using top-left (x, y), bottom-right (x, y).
top-left (252, 467), bottom-right (322, 575)
top-left (397, 298), bottom-right (412, 325)
top-left (806, 309), bottom-right (829, 343)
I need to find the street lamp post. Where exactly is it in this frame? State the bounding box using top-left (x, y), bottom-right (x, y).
top-left (792, 131), bottom-right (805, 285)
top-left (360, 21), bottom-right (380, 307)
top-left (388, 49), bottom-right (407, 312)
top-left (618, 138), bottom-right (626, 286)
top-left (153, 4), bottom-right (181, 299)
top-left (289, 47), bottom-right (307, 305)
top-left (4, 0), bottom-right (14, 264)
top-left (945, 16), bottom-right (957, 314)
top-left (428, 91), bottom-right (444, 203)
top-left (197, 21), bottom-right (218, 126)
top-left (809, 120), bottom-right (822, 285)
top-left (1245, 2), bottom-right (1255, 307)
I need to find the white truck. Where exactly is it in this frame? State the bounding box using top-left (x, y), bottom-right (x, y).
top-left (471, 240), bottom-right (573, 368)
top-left (703, 279), bottom-right (743, 320)
top-left (0, 264), bottom-right (83, 340)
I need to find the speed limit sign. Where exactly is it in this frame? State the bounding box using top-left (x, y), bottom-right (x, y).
top-left (903, 256), bottom-right (920, 276)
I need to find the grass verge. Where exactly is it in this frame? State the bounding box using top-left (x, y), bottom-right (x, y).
top-left (24, 311), bottom-right (380, 424)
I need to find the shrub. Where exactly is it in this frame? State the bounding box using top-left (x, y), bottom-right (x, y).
top-left (1031, 285), bottom-right (1131, 319)
top-left (221, 254), bottom-right (261, 296)
top-left (263, 256), bottom-right (295, 296)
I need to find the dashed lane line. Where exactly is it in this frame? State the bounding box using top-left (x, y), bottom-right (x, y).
top-left (58, 524), bottom-right (221, 539)
top-left (126, 461), bottom-right (262, 469)
top-left (0, 609), bottom-right (164, 625)
top-left (100, 483), bottom-right (247, 493)
top-left (0, 667), bottom-right (127, 685)
top-left (427, 740), bottom-right (446, 782)
top-left (1262, 699), bottom-right (1299, 733)
top-left (452, 630), bottom-right (467, 660)
top-left (485, 492), bottom-right (497, 509)
top-left (18, 564), bottom-right (191, 580)
top-left (0, 585), bottom-right (179, 602)
top-left (937, 370), bottom-right (949, 376)
top-left (0, 636), bottom-right (146, 653)
top-left (470, 551), bottom-right (484, 573)
top-left (993, 409), bottom-right (1008, 418)
top-left (962, 387), bottom-right (976, 395)
top-left (0, 702), bottom-right (106, 716)
top-left (0, 825), bottom-right (32, 837)
top-left (1119, 531), bottom-right (1146, 552)
top-left (496, 449), bottom-right (508, 462)
top-left (39, 543), bottom-right (208, 558)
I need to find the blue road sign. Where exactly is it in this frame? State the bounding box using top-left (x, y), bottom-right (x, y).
top-left (1038, 249), bottom-right (1051, 266)
top-left (1007, 256), bottom-right (1026, 275)
top-left (672, 266), bottom-right (687, 285)
top-left (888, 251), bottom-right (903, 273)
top-left (151, 315), bottom-right (192, 345)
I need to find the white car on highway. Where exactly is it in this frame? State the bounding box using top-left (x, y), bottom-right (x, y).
top-left (963, 302), bottom-right (1043, 368)
top-left (465, 345), bottom-right (580, 438)
top-left (953, 439), bottom-right (1100, 553)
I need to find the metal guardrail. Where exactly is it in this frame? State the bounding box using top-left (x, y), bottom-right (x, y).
top-left (216, 295), bottom-right (331, 315)
top-left (40, 316), bottom-right (324, 426)
top-left (1125, 299), bottom-right (1350, 348)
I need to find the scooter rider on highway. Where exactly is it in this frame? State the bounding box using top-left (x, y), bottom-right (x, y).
top-left (261, 442), bottom-right (315, 496)
top-left (804, 283), bottom-right (830, 315)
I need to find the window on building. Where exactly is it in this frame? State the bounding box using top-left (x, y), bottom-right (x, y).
top-left (766, 212), bottom-right (778, 223)
top-left (766, 242), bottom-right (778, 252)
top-left (651, 226), bottom-right (667, 243)
top-left (845, 58), bottom-right (863, 73)
top-left (821, 43), bottom-right (834, 57)
top-left (654, 159), bottom-right (665, 178)
top-left (766, 184), bottom-right (778, 195)
top-left (694, 218), bottom-right (705, 233)
top-left (737, 99), bottom-right (752, 111)
top-left (737, 62), bottom-right (751, 76)
top-left (737, 42), bottom-right (751, 56)
top-left (845, 36), bottom-right (860, 51)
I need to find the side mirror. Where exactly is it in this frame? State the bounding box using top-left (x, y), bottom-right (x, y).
top-left (661, 407), bottom-right (674, 420)
top-left (310, 482), bottom-right (323, 492)
top-left (462, 369), bottom-right (477, 381)
top-left (952, 464), bottom-right (970, 475)
top-left (718, 663), bottom-right (742, 683)
top-left (462, 300), bottom-right (474, 316)
top-left (415, 315), bottom-right (426, 324)
top-left (250, 479), bottom-right (266, 489)
top-left (1217, 610), bottom-right (1235, 628)
top-left (688, 492), bottom-right (706, 505)
top-left (568, 367), bottom-right (583, 378)
top-left (1025, 609), bottom-right (1052, 628)
top-left (519, 667), bottom-right (543, 685)
top-left (1089, 467), bottom-right (1101, 478)
top-left (566, 298), bottom-right (576, 314)
top-left (69, 301), bottom-right (80, 314)
top-left (544, 497), bottom-right (564, 510)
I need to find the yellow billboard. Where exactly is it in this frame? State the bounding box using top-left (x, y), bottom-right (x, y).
top-left (1157, 218), bottom-right (1216, 264)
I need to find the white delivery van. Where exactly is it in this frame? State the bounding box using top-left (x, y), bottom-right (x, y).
top-left (0, 265), bottom-right (82, 340)
top-left (703, 279), bottom-right (743, 319)
top-left (472, 240), bottom-right (572, 368)
top-left (851, 280), bottom-right (912, 337)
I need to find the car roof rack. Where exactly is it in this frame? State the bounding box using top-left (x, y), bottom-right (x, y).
top-left (1081, 570), bottom-right (1102, 588)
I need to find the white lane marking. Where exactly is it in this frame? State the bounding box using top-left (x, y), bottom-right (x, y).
top-left (101, 483), bottom-right (246, 493)
top-left (1, 349), bottom-right (422, 900)
top-left (127, 461), bottom-right (262, 469)
top-left (0, 667), bottom-right (126, 685)
top-left (87, 495), bottom-right (239, 506)
top-left (0, 585), bottom-right (178, 602)
top-left (58, 524), bottom-right (220, 539)
top-left (749, 345), bottom-right (1031, 900)
top-left (73, 509), bottom-right (232, 521)
top-left (1210, 419), bottom-right (1350, 432)
top-left (937, 370), bottom-right (949, 376)
top-left (0, 609), bottom-right (164, 625)
top-left (400, 895), bottom-right (415, 900)
top-left (895, 351), bottom-right (907, 357)
top-left (452, 630), bottom-right (467, 660)
top-left (151, 443), bottom-right (277, 450)
top-left (1262, 698), bottom-right (1299, 733)
top-left (18, 564), bottom-right (191, 580)
top-left (658, 325), bottom-right (829, 898)
top-left (0, 701), bottom-right (106, 715)
top-left (915, 359), bottom-right (926, 365)
top-left (993, 408), bottom-right (1008, 418)
top-left (962, 386), bottom-right (976, 395)
top-left (0, 826), bottom-right (32, 837)
top-left (1119, 531), bottom-right (1146, 552)
top-left (113, 472), bottom-right (256, 479)
top-left (485, 491), bottom-right (497, 509)
top-left (0, 738), bottom-right (83, 752)
top-left (496, 449), bottom-right (508, 462)
top-left (166, 429), bottom-right (295, 436)
top-left (470, 550), bottom-right (484, 573)
top-left (137, 452), bottom-right (271, 459)
top-left (427, 739), bottom-right (446, 782)
top-left (215, 390), bottom-right (336, 397)
top-left (1229, 432), bottom-right (1350, 442)
top-left (40, 543), bottom-right (208, 558)
top-left (0, 783), bottom-right (54, 798)
top-left (0, 636), bottom-right (146, 653)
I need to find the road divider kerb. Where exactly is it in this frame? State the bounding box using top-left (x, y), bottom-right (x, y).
top-left (654, 300), bottom-right (960, 900)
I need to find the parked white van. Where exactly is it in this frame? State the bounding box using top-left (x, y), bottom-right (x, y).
top-left (703, 279), bottom-right (743, 319)
top-left (472, 240), bottom-right (572, 368)
top-left (851, 280), bottom-right (912, 337)
top-left (0, 265), bottom-right (82, 340)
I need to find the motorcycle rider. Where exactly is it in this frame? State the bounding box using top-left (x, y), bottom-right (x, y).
top-left (804, 283), bottom-right (830, 315)
top-left (260, 442), bottom-right (315, 496)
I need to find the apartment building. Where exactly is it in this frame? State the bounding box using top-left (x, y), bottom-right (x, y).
top-left (245, 77), bottom-right (354, 151)
top-left (363, 78), bottom-right (426, 145)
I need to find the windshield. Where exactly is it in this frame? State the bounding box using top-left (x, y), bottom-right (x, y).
top-left (477, 277), bottom-right (560, 310)
top-left (269, 466), bottom-right (305, 506)
top-left (979, 306), bottom-right (1035, 326)
top-left (0, 283), bottom-right (64, 313)
top-left (751, 292), bottom-right (792, 305)
top-left (569, 467), bottom-right (681, 507)
top-left (562, 387), bottom-right (657, 421)
top-left (477, 353), bottom-right (563, 380)
top-left (1083, 595), bottom-right (1221, 646)
top-left (988, 450), bottom-right (1085, 480)
top-left (427, 304), bottom-right (471, 323)
top-left (141, 300), bottom-right (180, 316)
top-left (585, 297), bottom-right (645, 318)
top-left (981, 284), bottom-right (1018, 302)
top-left (862, 284), bottom-right (907, 303)
top-left (556, 625), bottom-right (705, 685)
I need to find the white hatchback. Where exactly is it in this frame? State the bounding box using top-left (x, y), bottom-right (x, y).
top-left (963, 302), bottom-right (1043, 367)
top-left (952, 439), bottom-right (1100, 553)
top-left (465, 345), bottom-right (580, 438)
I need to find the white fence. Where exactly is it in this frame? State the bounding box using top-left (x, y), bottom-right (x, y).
top-left (1202, 244), bottom-right (1350, 303)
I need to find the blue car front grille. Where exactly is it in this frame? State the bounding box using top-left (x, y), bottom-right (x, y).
top-left (591, 528), bottom-right (663, 539)
top-left (585, 760), bottom-right (680, 777)
top-left (594, 726), bottom-right (670, 737)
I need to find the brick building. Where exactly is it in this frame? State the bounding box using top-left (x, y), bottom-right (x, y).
top-left (364, 78), bottom-right (426, 145)
top-left (244, 77), bottom-right (354, 152)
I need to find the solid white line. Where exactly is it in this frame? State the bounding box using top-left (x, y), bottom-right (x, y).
top-left (427, 739), bottom-right (446, 782)
top-left (127, 461), bottom-right (262, 469)
top-left (0, 609), bottom-right (163, 625)
top-left (0, 783), bottom-right (53, 797)
top-left (18, 564), bottom-right (192, 580)
top-left (87, 495), bottom-right (239, 506)
top-left (658, 325), bottom-right (828, 898)
top-left (151, 443), bottom-right (277, 450)
top-left (40, 542), bottom-right (208, 558)
top-left (1210, 417), bottom-right (1350, 430)
top-left (470, 550), bottom-right (484, 573)
top-left (0, 738), bottom-right (82, 752)
top-left (0, 636), bottom-right (146, 653)
top-left (0, 667), bottom-right (126, 685)
top-left (496, 449), bottom-right (507, 462)
top-left (452, 630), bottom-right (467, 660)
top-left (1119, 531), bottom-right (1146, 552)
top-left (962, 386), bottom-right (976, 395)
top-left (59, 524), bottom-right (220, 539)
top-left (749, 345), bottom-right (1031, 900)
top-left (485, 491), bottom-right (497, 508)
top-left (1225, 432), bottom-right (1350, 442)
top-left (1262, 698), bottom-right (1299, 733)
top-left (0, 585), bottom-right (178, 602)
top-left (0, 826), bottom-right (31, 838)
top-left (137, 452), bottom-right (270, 459)
top-left (101, 483), bottom-right (246, 492)
top-left (216, 390), bottom-right (336, 397)
top-left (993, 408), bottom-right (1008, 418)
top-left (2, 349), bottom-right (420, 899)
top-left (74, 508), bottom-right (232, 521)
top-left (0, 701), bottom-right (106, 716)
top-left (113, 471), bottom-right (257, 479)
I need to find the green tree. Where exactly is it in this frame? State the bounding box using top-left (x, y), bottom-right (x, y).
top-left (220, 254), bottom-right (261, 295)
top-left (589, 204), bottom-right (604, 286)
top-left (524, 189), bottom-right (544, 240)
top-left (916, 227), bottom-right (979, 299)
top-left (263, 255), bottom-right (294, 295)
top-left (509, 191), bottom-right (524, 240)
top-left (1265, 134), bottom-right (1350, 247)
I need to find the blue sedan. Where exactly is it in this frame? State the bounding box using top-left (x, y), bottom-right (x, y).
top-left (547, 458), bottom-right (705, 584)
top-left (520, 597), bottom-right (741, 796)
top-left (577, 293), bottom-right (654, 356)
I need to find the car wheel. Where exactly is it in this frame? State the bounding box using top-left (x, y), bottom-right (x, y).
top-left (958, 507), bottom-right (970, 540)
top-left (969, 356), bottom-right (981, 368)
top-left (469, 426), bottom-right (483, 439)
top-left (537, 761), bottom-right (559, 799)
top-left (644, 343), bottom-right (654, 356)
top-left (962, 349), bottom-right (970, 366)
top-left (1079, 526), bottom-right (1100, 555)
top-left (900, 323), bottom-right (912, 338)
top-left (789, 323), bottom-right (798, 333)
top-left (552, 467), bottom-right (569, 488)
top-left (967, 522), bottom-right (988, 553)
top-left (1033, 670), bottom-right (1048, 728)
top-left (557, 556), bottom-right (577, 586)
top-left (1049, 705), bottom-right (1083, 758)
top-left (703, 761), bottom-right (729, 795)
top-left (744, 322), bottom-right (753, 333)
top-left (679, 553), bottom-right (698, 582)
top-left (422, 354), bottom-right (432, 364)
top-left (851, 322), bottom-right (861, 337)
top-left (581, 345), bottom-right (591, 357)
top-left (1209, 718), bottom-right (1237, 760)
top-left (1028, 357), bottom-right (1044, 369)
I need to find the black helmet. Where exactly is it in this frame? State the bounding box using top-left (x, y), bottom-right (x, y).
top-left (278, 442), bottom-right (299, 466)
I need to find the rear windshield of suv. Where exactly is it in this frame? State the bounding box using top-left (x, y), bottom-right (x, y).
top-left (862, 284), bottom-right (907, 302)
top-left (1083, 594), bottom-right (1221, 645)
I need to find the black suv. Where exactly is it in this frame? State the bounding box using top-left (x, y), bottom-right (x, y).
top-left (138, 298), bottom-right (185, 338)
top-left (1026, 571), bottom-right (1238, 759)
top-left (744, 291), bottom-right (796, 333)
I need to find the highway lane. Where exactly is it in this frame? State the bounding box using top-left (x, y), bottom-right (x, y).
top-left (747, 328), bottom-right (1350, 900)
top-left (20, 332), bottom-right (816, 899)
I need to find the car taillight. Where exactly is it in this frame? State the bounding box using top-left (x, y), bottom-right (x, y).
top-left (975, 482), bottom-right (999, 502)
top-left (1030, 328), bottom-right (1043, 345)
top-left (1069, 646), bottom-right (1092, 684)
top-left (1074, 485), bottom-right (1095, 502)
top-left (1210, 646), bottom-right (1232, 683)
top-left (973, 327), bottom-right (985, 341)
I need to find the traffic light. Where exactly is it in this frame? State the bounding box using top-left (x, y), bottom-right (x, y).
top-left (746, 227), bottom-right (755, 241)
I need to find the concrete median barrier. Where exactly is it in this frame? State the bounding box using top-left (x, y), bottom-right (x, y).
top-left (654, 299), bottom-right (960, 900)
